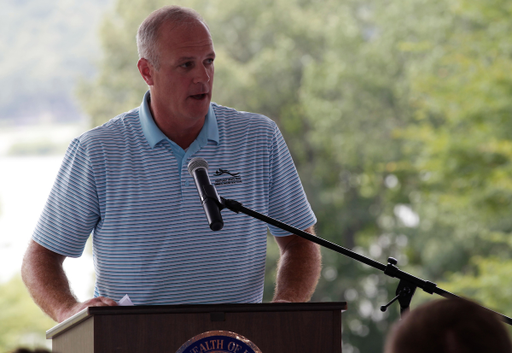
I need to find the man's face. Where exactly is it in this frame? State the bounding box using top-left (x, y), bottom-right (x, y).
top-left (148, 20), bottom-right (215, 124)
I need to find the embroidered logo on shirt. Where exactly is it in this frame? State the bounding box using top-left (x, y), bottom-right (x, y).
top-left (213, 169), bottom-right (240, 177)
top-left (213, 169), bottom-right (242, 185)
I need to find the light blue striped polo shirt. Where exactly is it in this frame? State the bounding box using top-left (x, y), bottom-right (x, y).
top-left (33, 91), bottom-right (316, 305)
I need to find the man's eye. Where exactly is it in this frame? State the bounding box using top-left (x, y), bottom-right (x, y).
top-left (180, 62), bottom-right (193, 68)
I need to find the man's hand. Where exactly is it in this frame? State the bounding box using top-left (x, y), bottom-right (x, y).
top-left (22, 240), bottom-right (117, 323)
top-left (272, 226), bottom-right (322, 303)
top-left (57, 296), bottom-right (118, 323)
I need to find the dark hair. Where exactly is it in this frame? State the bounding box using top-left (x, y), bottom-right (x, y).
top-left (384, 298), bottom-right (512, 353)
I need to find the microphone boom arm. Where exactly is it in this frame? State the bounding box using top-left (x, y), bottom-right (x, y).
top-left (216, 196), bottom-right (512, 325)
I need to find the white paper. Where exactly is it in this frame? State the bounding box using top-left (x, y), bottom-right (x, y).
top-left (118, 294), bottom-right (134, 306)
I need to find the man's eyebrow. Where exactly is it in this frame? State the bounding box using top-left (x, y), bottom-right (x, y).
top-left (177, 56), bottom-right (195, 62)
top-left (177, 52), bottom-right (216, 61)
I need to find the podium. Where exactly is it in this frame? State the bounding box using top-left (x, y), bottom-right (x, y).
top-left (46, 302), bottom-right (347, 352)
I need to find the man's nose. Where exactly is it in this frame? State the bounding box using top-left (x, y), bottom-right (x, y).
top-left (193, 64), bottom-right (211, 84)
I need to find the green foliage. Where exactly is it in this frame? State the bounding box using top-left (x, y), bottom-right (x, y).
top-left (399, 3), bottom-right (512, 339)
top-left (0, 276), bottom-right (55, 352)
top-left (442, 257), bottom-right (512, 314)
top-left (263, 234), bottom-right (281, 302)
top-left (76, 0), bottom-right (155, 127)
top-left (402, 0), bottom-right (512, 289)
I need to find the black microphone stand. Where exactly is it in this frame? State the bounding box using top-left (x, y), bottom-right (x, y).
top-left (213, 196), bottom-right (512, 325)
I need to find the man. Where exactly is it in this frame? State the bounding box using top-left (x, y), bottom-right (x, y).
top-left (22, 6), bottom-right (321, 323)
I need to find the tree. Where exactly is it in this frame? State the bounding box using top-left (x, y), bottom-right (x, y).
top-left (0, 276), bottom-right (55, 352)
top-left (401, 0), bottom-right (512, 315)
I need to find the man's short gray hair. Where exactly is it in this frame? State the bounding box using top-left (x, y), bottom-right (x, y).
top-left (136, 6), bottom-right (207, 69)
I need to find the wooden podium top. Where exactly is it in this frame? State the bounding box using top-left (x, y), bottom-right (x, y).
top-left (47, 301), bottom-right (347, 339)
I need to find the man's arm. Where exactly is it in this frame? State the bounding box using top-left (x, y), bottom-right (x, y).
top-left (272, 226), bottom-right (322, 302)
top-left (21, 240), bottom-right (117, 323)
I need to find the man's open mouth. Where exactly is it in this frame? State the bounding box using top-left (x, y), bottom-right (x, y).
top-left (190, 94), bottom-right (207, 100)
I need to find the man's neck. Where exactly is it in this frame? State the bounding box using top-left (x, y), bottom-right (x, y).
top-left (149, 103), bottom-right (205, 150)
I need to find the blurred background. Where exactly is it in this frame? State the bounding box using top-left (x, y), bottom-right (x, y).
top-left (1, 0), bottom-right (512, 351)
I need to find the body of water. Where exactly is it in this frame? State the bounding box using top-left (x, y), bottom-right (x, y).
top-left (0, 156), bottom-right (94, 301)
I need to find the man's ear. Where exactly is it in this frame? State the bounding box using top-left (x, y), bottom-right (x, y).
top-left (137, 58), bottom-right (155, 86)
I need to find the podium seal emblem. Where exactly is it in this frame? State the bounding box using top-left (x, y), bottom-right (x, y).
top-left (176, 330), bottom-right (262, 353)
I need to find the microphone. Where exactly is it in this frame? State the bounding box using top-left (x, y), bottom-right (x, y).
top-left (187, 157), bottom-right (224, 231)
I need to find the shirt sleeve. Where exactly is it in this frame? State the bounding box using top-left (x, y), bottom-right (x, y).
top-left (32, 138), bottom-right (100, 257)
top-left (267, 124), bottom-right (317, 237)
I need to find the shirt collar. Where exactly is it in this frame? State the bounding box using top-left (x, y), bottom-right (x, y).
top-left (139, 90), bottom-right (219, 149)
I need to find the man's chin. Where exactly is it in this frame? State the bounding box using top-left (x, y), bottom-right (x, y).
top-left (185, 102), bottom-right (210, 119)
top-left (187, 96), bottom-right (211, 111)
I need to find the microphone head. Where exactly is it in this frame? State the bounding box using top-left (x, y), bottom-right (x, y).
top-left (187, 157), bottom-right (208, 176)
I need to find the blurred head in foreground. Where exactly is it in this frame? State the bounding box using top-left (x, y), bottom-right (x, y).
top-left (384, 298), bottom-right (512, 353)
